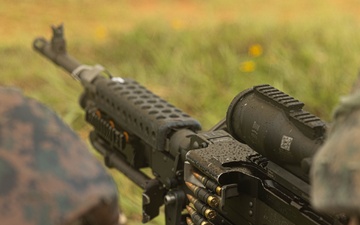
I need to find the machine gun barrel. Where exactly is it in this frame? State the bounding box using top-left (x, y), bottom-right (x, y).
top-left (33, 25), bottom-right (347, 225)
top-left (33, 24), bottom-right (202, 223)
top-left (33, 25), bottom-right (201, 153)
top-left (33, 26), bottom-right (81, 74)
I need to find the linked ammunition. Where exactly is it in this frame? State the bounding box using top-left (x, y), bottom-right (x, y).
top-left (186, 205), bottom-right (211, 225)
top-left (186, 217), bottom-right (195, 225)
top-left (185, 182), bottom-right (220, 208)
top-left (187, 194), bottom-right (216, 220)
top-left (193, 171), bottom-right (222, 196)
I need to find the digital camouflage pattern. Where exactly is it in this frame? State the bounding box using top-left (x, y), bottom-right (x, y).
top-left (0, 87), bottom-right (120, 225)
top-left (311, 79), bottom-right (360, 224)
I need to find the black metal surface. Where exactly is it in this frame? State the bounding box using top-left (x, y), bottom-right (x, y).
top-left (226, 84), bottom-right (326, 172)
top-left (91, 76), bottom-right (201, 152)
top-left (186, 130), bottom-right (341, 225)
top-left (165, 190), bottom-right (186, 225)
top-left (142, 179), bottom-right (167, 223)
top-left (33, 25), bottom-right (81, 73)
top-left (89, 131), bottom-right (150, 188)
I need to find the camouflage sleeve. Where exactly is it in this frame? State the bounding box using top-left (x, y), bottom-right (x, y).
top-left (311, 90), bottom-right (360, 215)
top-left (0, 87), bottom-right (119, 225)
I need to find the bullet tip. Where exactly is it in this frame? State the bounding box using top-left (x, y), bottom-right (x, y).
top-left (186, 205), bottom-right (195, 214)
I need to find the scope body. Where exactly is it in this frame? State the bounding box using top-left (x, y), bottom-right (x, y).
top-left (227, 84), bottom-right (327, 174)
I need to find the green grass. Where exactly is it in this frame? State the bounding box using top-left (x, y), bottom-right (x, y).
top-left (90, 18), bottom-right (360, 125)
top-left (2, 6), bottom-right (360, 225)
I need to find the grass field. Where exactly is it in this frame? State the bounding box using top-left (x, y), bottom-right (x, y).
top-left (2, 1), bottom-right (360, 224)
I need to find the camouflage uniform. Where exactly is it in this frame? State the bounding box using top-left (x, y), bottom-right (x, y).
top-left (312, 85), bottom-right (360, 225)
top-left (0, 87), bottom-right (121, 225)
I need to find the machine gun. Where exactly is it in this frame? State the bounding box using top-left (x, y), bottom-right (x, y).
top-left (33, 25), bottom-right (347, 225)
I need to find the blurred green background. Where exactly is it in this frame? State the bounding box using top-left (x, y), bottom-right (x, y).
top-left (2, 0), bottom-right (360, 224)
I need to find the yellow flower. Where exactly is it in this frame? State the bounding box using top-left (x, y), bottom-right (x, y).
top-left (94, 25), bottom-right (108, 42)
top-left (248, 44), bottom-right (263, 57)
top-left (171, 19), bottom-right (185, 30)
top-left (240, 60), bottom-right (256, 72)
